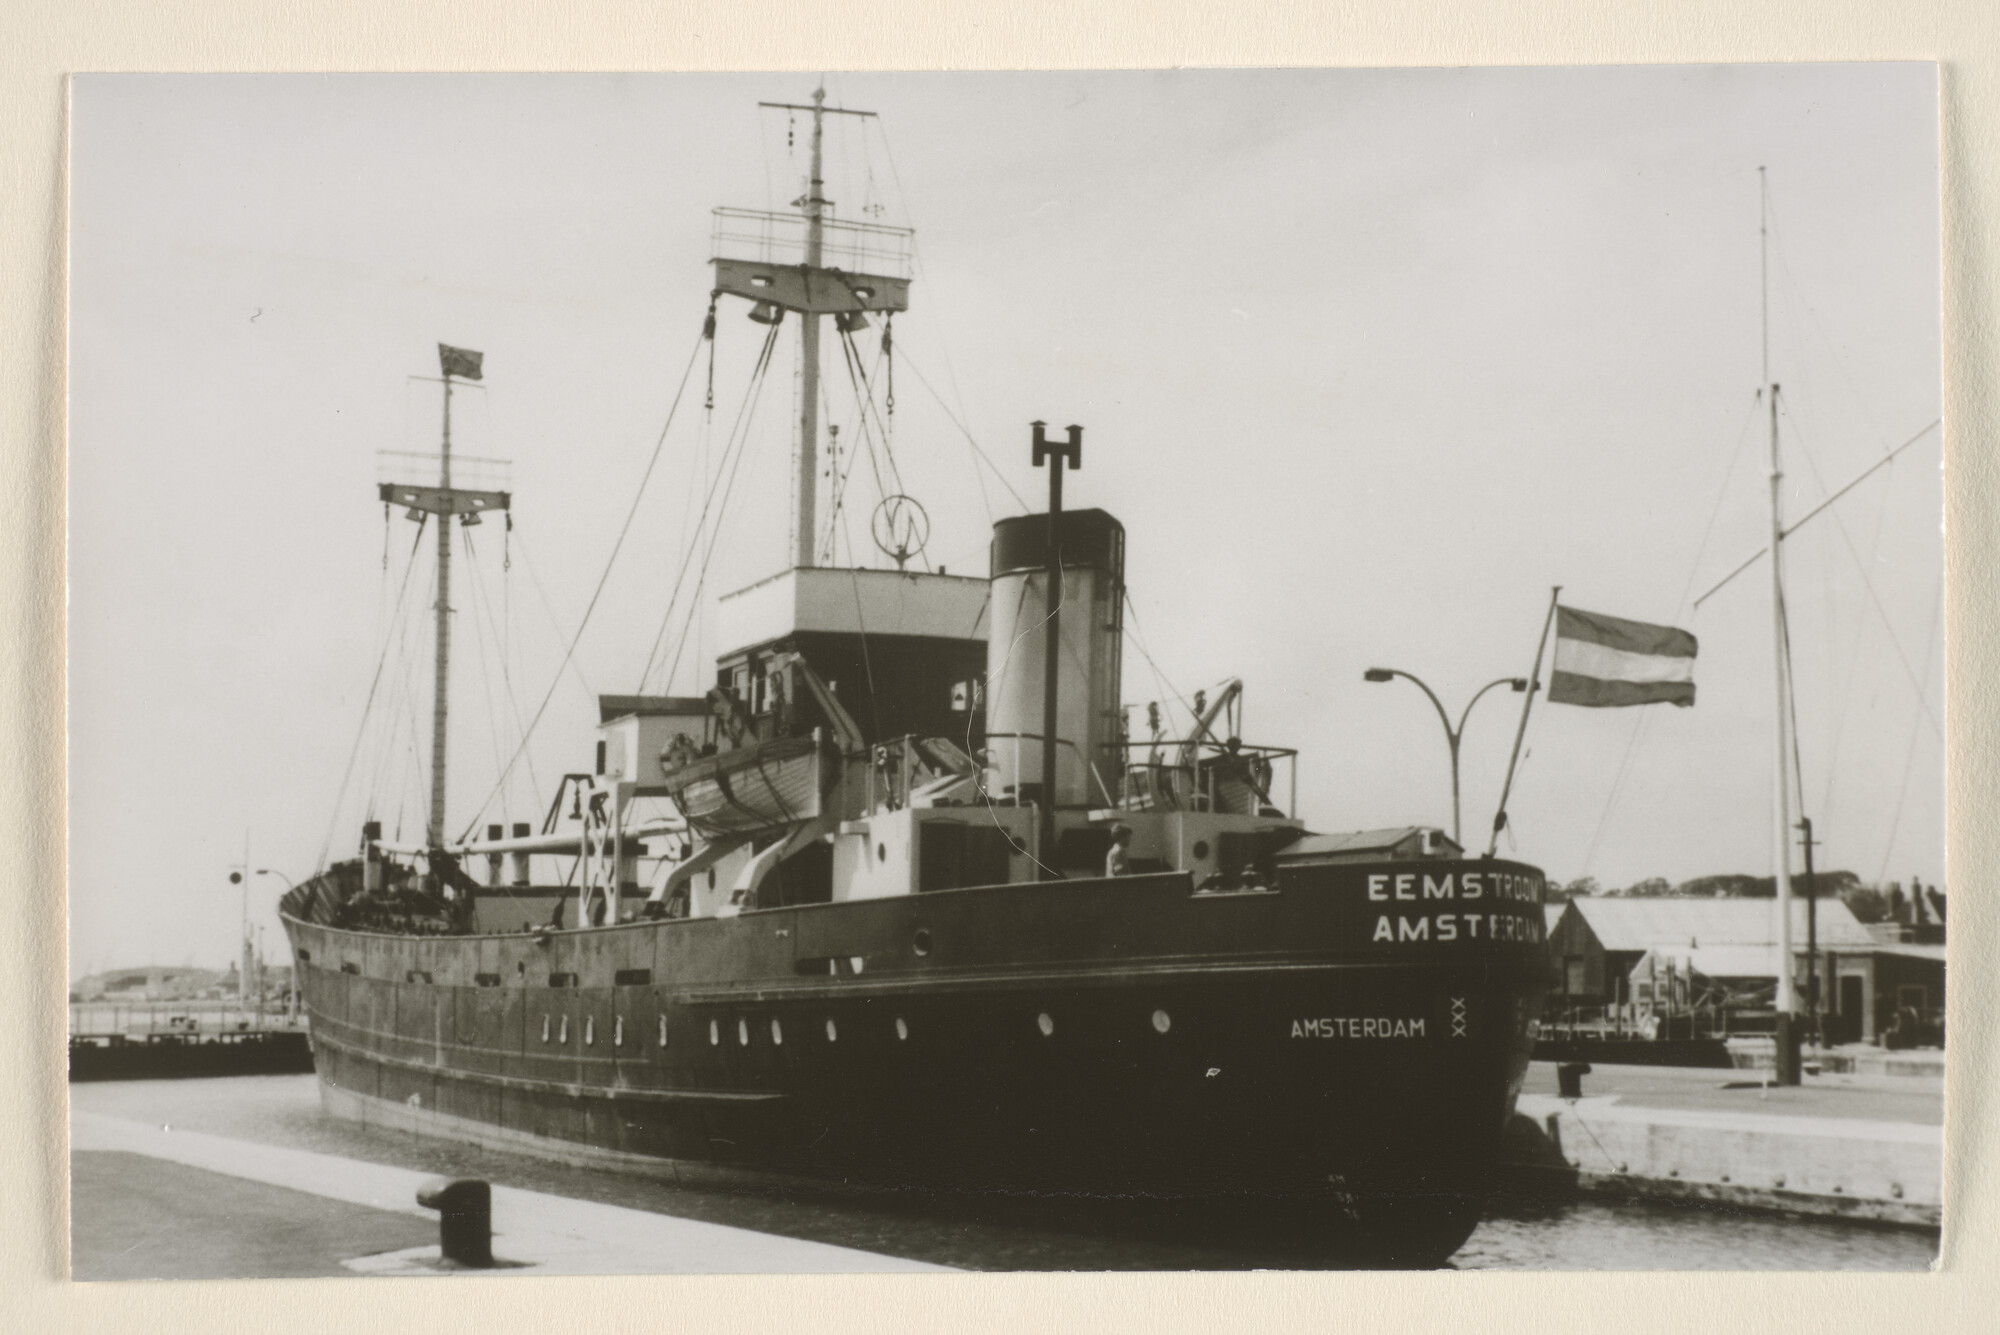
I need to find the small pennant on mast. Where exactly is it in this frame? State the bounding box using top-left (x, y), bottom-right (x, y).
top-left (439, 343), bottom-right (484, 380)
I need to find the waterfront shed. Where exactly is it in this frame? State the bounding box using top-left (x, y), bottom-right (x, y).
top-left (1822, 943), bottom-right (1945, 1045)
top-left (1548, 896), bottom-right (1876, 1008)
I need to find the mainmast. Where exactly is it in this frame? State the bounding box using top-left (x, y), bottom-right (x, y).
top-left (713, 88), bottom-right (904, 570)
top-left (379, 343), bottom-right (511, 849)
top-left (796, 88), bottom-right (828, 570)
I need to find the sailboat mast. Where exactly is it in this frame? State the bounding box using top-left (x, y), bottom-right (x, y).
top-left (1761, 167), bottom-right (1800, 1036)
top-left (431, 372), bottom-right (455, 847)
top-left (796, 87), bottom-right (828, 570)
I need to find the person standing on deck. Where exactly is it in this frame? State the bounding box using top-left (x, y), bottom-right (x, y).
top-left (1105, 824), bottom-right (1134, 878)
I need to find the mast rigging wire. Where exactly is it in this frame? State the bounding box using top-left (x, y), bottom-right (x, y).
top-left (834, 324), bottom-right (934, 572)
top-left (1578, 391), bottom-right (1762, 879)
top-left (837, 324), bottom-right (910, 501)
top-left (1817, 467), bottom-right (1897, 819)
top-left (462, 524), bottom-right (543, 811)
top-left (455, 323), bottom-right (709, 842)
top-left (635, 318), bottom-right (784, 693)
top-left (1876, 571), bottom-right (1945, 885)
top-left (658, 323), bottom-right (787, 696)
top-left (1775, 402), bottom-right (1942, 740)
top-left (510, 531), bottom-right (597, 700)
top-left (317, 516), bottom-right (432, 871)
top-left (462, 525), bottom-right (511, 802)
top-left (898, 350), bottom-right (1031, 512)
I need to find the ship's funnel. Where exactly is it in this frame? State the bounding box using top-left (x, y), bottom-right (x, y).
top-left (985, 509), bottom-right (1124, 810)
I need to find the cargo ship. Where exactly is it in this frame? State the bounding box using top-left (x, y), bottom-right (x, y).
top-left (279, 87), bottom-right (1549, 1266)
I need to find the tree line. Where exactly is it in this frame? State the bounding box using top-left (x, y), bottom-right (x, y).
top-left (1551, 871), bottom-right (1944, 926)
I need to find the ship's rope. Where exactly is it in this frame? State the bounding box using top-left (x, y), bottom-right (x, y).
top-left (1816, 460), bottom-right (1896, 818)
top-left (394, 557), bottom-right (438, 843)
top-left (836, 324), bottom-right (911, 505)
top-left (461, 524), bottom-right (510, 805)
top-left (844, 566), bottom-right (881, 736)
top-left (830, 327), bottom-right (897, 537)
top-left (867, 118), bottom-right (1019, 520)
top-left (1776, 400), bottom-right (1941, 740)
top-left (897, 350), bottom-right (1030, 513)
top-left (461, 524), bottom-right (542, 812)
top-left (657, 321), bottom-right (787, 697)
top-left (1120, 588), bottom-right (1194, 727)
top-left (632, 313), bottom-right (780, 687)
top-left (857, 113), bottom-right (1021, 524)
top-left (821, 352), bottom-right (875, 564)
top-left (370, 541), bottom-right (435, 835)
top-left (455, 320), bottom-right (709, 843)
top-left (318, 516), bottom-right (430, 871)
top-left (1876, 571), bottom-right (1944, 884)
top-left (492, 518), bottom-right (542, 807)
top-left (508, 531), bottom-right (597, 700)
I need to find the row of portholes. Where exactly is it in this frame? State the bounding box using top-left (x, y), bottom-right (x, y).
top-left (1038, 1009), bottom-right (1174, 1036)
top-left (530, 1006), bottom-right (1174, 1051)
top-left (534, 1013), bottom-right (652, 1047)
top-left (532, 1012), bottom-right (908, 1050)
top-left (704, 1015), bottom-right (913, 1047)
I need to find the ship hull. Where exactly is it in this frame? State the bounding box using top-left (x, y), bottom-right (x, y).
top-left (283, 860), bottom-right (1548, 1265)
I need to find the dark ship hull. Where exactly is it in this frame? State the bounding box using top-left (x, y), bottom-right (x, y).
top-left (283, 857), bottom-right (1547, 1263)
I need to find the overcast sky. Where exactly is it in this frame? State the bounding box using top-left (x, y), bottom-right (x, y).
top-left (68, 67), bottom-right (1941, 975)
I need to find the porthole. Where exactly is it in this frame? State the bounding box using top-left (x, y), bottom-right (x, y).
top-left (585, 1017), bottom-right (595, 1046)
top-left (912, 927), bottom-right (932, 957)
top-left (878, 842), bottom-right (888, 863)
top-left (540, 1014), bottom-right (550, 1043)
top-left (825, 1017), bottom-right (839, 1042)
top-left (771, 1017), bottom-right (784, 1045)
top-left (709, 1019), bottom-right (720, 1046)
top-left (1037, 1012), bottom-right (1055, 1037)
top-left (659, 1013), bottom-right (669, 1047)
top-left (1152, 1008), bottom-right (1172, 1035)
top-left (1192, 840), bottom-right (1211, 860)
top-left (895, 1017), bottom-right (910, 1041)
top-left (738, 1018), bottom-right (750, 1046)
top-left (559, 1015), bottom-right (569, 1043)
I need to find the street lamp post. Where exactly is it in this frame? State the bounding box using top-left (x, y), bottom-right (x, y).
top-left (1363, 669), bottom-right (1527, 846)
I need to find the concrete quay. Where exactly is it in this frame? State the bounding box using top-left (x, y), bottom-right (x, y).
top-left (1725, 1039), bottom-right (1946, 1080)
top-left (1502, 1061), bottom-right (1941, 1229)
top-left (70, 1110), bottom-right (953, 1279)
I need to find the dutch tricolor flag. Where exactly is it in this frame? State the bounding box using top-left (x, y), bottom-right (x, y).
top-left (1548, 605), bottom-right (1697, 708)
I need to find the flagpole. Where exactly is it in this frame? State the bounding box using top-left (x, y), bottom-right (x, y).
top-left (1488, 586), bottom-right (1561, 856)
top-left (1762, 167), bottom-right (1801, 1086)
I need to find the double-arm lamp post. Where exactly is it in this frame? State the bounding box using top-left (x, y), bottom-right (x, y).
top-left (256, 869), bottom-right (297, 1020)
top-left (1362, 669), bottom-right (1527, 846)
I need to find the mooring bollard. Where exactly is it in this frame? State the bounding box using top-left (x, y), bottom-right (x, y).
top-left (416, 1177), bottom-right (493, 1267)
top-left (1557, 1061), bottom-right (1591, 1099)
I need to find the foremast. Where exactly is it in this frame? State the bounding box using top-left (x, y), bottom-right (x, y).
top-left (379, 343), bottom-right (511, 849)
